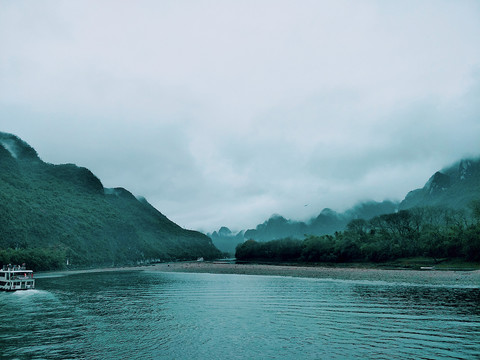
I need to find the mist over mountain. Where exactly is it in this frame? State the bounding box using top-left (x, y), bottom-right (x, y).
top-left (400, 158), bottom-right (480, 211)
top-left (2, 131), bottom-right (478, 264)
top-left (208, 227), bottom-right (245, 255)
top-left (209, 200), bottom-right (399, 254)
top-left (0, 132), bottom-right (221, 269)
top-left (210, 158), bottom-right (480, 255)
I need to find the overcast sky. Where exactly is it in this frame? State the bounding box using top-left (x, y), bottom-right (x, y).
top-left (1, 1), bottom-right (480, 233)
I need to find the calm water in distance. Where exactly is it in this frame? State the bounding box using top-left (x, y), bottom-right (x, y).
top-left (1, 270), bottom-right (479, 359)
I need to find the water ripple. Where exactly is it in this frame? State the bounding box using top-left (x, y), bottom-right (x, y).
top-left (1, 271), bottom-right (479, 359)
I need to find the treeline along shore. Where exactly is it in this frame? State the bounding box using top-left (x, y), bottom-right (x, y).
top-left (235, 205), bottom-right (480, 265)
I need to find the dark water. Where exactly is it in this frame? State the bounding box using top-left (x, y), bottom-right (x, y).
top-left (1, 270), bottom-right (479, 359)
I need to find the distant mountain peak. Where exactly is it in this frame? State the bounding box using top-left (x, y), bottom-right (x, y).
top-left (319, 208), bottom-right (337, 216)
top-left (425, 171), bottom-right (450, 195)
top-left (0, 132), bottom-right (39, 161)
top-left (400, 157), bottom-right (480, 210)
top-left (269, 213), bottom-right (286, 220)
top-left (218, 227), bottom-right (232, 236)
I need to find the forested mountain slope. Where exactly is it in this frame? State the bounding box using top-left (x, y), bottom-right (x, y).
top-left (0, 132), bottom-right (221, 269)
top-left (400, 158), bottom-right (480, 210)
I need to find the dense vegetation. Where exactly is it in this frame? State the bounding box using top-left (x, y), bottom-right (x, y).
top-left (0, 132), bottom-right (221, 271)
top-left (236, 204), bottom-right (480, 264)
top-left (0, 248), bottom-right (65, 271)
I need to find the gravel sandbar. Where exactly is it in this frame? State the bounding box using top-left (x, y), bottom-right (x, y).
top-left (149, 262), bottom-right (480, 286)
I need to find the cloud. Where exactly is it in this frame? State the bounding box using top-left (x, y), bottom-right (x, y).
top-left (1, 0), bottom-right (480, 231)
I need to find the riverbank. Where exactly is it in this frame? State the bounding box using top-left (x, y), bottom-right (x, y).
top-left (149, 261), bottom-right (480, 286)
top-left (35, 261), bottom-right (480, 287)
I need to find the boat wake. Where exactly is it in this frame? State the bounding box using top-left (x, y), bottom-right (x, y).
top-left (9, 289), bottom-right (55, 299)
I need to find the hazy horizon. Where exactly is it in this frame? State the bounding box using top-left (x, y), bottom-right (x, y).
top-left (2, 1), bottom-right (480, 232)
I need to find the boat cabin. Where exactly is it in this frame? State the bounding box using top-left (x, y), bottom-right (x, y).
top-left (0, 264), bottom-right (35, 291)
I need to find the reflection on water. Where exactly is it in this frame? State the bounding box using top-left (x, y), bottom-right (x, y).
top-left (1, 271), bottom-right (479, 359)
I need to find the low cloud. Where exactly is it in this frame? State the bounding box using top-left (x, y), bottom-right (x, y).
top-left (1, 1), bottom-right (480, 231)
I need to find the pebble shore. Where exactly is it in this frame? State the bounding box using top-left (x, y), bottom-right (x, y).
top-left (149, 262), bottom-right (480, 286)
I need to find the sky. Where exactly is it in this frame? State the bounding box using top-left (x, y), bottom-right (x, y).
top-left (1, 1), bottom-right (480, 233)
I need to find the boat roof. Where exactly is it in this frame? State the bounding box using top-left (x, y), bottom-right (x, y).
top-left (1, 269), bottom-right (33, 272)
top-left (1, 265), bottom-right (33, 272)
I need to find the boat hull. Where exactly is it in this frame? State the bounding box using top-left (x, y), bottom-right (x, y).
top-left (0, 283), bottom-right (35, 291)
top-left (0, 265), bottom-right (35, 291)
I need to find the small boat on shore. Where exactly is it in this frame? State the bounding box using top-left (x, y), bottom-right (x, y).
top-left (420, 266), bottom-right (435, 270)
top-left (0, 264), bottom-right (35, 291)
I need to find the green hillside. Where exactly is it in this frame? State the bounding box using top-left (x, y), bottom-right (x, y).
top-left (0, 132), bottom-right (221, 270)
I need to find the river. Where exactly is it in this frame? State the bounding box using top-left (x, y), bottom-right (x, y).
top-left (1, 270), bottom-right (479, 359)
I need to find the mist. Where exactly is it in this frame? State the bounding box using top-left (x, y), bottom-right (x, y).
top-left (1, 0), bottom-right (480, 232)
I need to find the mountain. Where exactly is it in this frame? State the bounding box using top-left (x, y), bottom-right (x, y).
top-left (213, 157), bottom-right (480, 251)
top-left (208, 227), bottom-right (245, 255)
top-left (244, 200), bottom-right (399, 242)
top-left (0, 132), bottom-right (221, 269)
top-left (244, 214), bottom-right (308, 242)
top-left (209, 200), bottom-right (399, 253)
top-left (400, 158), bottom-right (480, 211)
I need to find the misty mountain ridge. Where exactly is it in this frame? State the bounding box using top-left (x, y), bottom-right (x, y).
top-left (400, 158), bottom-right (480, 210)
top-left (209, 200), bottom-right (399, 254)
top-left (210, 158), bottom-right (480, 254)
top-left (3, 131), bottom-right (478, 262)
top-left (0, 132), bottom-right (221, 269)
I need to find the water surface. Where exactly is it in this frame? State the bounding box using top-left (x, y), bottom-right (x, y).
top-left (1, 270), bottom-right (479, 359)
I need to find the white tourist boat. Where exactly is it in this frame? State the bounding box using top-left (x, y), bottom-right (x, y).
top-left (0, 264), bottom-right (35, 291)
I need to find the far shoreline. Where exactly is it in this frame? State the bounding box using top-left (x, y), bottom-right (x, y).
top-left (36, 261), bottom-right (480, 287)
